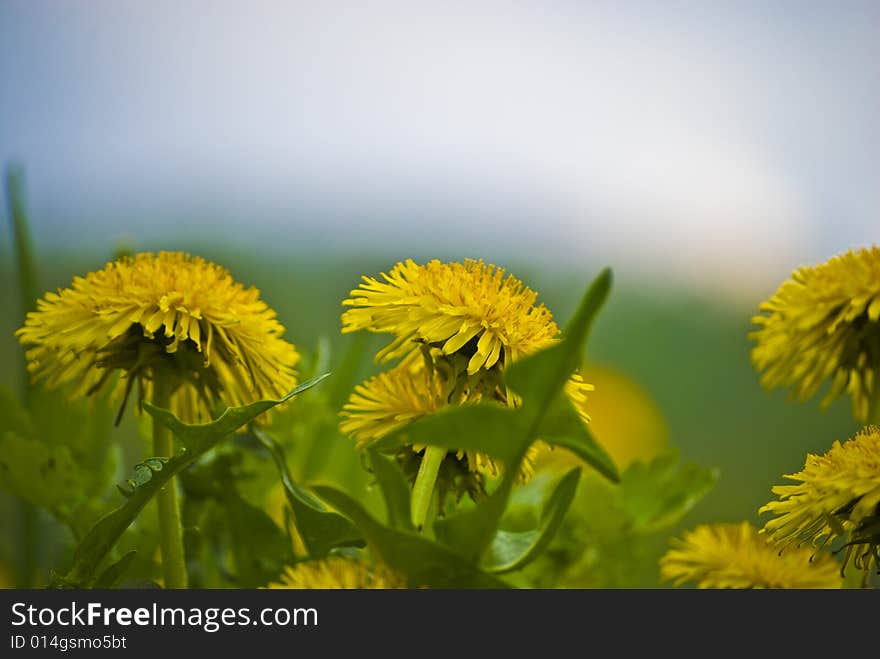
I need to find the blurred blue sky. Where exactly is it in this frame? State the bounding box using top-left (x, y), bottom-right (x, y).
top-left (1, 1), bottom-right (878, 295)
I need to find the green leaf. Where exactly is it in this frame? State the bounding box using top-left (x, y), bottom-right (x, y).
top-left (374, 400), bottom-right (528, 551)
top-left (92, 551), bottom-right (138, 589)
top-left (537, 395), bottom-right (619, 482)
top-left (483, 467), bottom-right (581, 574)
top-left (374, 403), bottom-right (524, 464)
top-left (146, 374), bottom-right (331, 453)
top-left (0, 433), bottom-right (80, 511)
top-left (375, 402), bottom-right (526, 560)
top-left (223, 491), bottom-right (292, 587)
top-left (483, 530), bottom-right (537, 569)
top-left (252, 428), bottom-right (363, 558)
top-left (432, 470), bottom-right (517, 561)
top-left (28, 387), bottom-right (118, 497)
top-left (324, 333), bottom-right (372, 410)
top-left (312, 485), bottom-right (510, 588)
top-left (368, 449), bottom-right (414, 531)
top-left (619, 451), bottom-right (718, 533)
top-left (517, 452), bottom-right (718, 588)
top-left (343, 270), bottom-right (613, 566)
top-left (116, 458), bottom-right (168, 497)
top-left (5, 165), bottom-right (37, 320)
top-left (506, 267), bottom-right (612, 429)
top-left (0, 386), bottom-right (31, 437)
top-left (58, 381), bottom-right (325, 588)
top-left (433, 269), bottom-right (614, 560)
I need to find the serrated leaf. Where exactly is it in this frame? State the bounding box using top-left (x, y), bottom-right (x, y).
top-left (59, 382), bottom-right (324, 588)
top-left (253, 428), bottom-right (363, 557)
top-left (483, 467), bottom-right (581, 574)
top-left (368, 449), bottom-right (414, 531)
top-left (132, 464), bottom-right (153, 487)
top-left (312, 485), bottom-right (510, 588)
top-left (145, 374), bottom-right (330, 452)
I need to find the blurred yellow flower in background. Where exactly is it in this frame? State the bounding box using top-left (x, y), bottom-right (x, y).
top-left (661, 522), bottom-right (842, 589)
top-left (16, 251), bottom-right (299, 423)
top-left (760, 426), bottom-right (880, 577)
top-left (0, 561), bottom-right (12, 589)
top-left (267, 557), bottom-right (405, 589)
top-left (750, 246), bottom-right (880, 423)
top-left (537, 363), bottom-right (667, 471)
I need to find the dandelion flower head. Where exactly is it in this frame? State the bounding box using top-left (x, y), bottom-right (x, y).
top-left (266, 557), bottom-right (405, 589)
top-left (760, 426), bottom-right (880, 576)
top-left (341, 258), bottom-right (560, 374)
top-left (16, 251), bottom-right (299, 422)
top-left (751, 246), bottom-right (880, 422)
top-left (660, 522), bottom-right (842, 589)
top-left (339, 360), bottom-right (545, 483)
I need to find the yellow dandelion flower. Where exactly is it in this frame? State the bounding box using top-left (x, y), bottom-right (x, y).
top-left (266, 557), bottom-right (405, 589)
top-left (341, 258), bottom-right (559, 374)
top-left (661, 522), bottom-right (842, 589)
top-left (16, 251), bottom-right (299, 423)
top-left (750, 246), bottom-right (880, 423)
top-left (339, 361), bottom-right (544, 482)
top-left (564, 372), bottom-right (595, 426)
top-left (340, 362), bottom-right (445, 449)
top-left (760, 427), bottom-right (880, 576)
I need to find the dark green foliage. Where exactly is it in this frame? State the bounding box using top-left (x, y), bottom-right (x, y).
top-left (53, 378), bottom-right (327, 588)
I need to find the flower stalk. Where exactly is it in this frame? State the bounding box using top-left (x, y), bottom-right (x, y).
top-left (411, 445), bottom-right (446, 530)
top-left (152, 367), bottom-right (188, 589)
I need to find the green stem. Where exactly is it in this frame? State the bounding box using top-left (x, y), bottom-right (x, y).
top-left (6, 165), bottom-right (39, 586)
top-left (411, 446), bottom-right (446, 530)
top-left (152, 370), bottom-right (188, 588)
